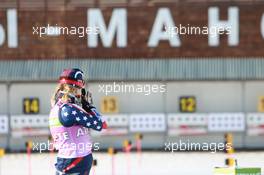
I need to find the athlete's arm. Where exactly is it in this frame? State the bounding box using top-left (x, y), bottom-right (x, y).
top-left (59, 103), bottom-right (103, 131)
top-left (81, 98), bottom-right (108, 129)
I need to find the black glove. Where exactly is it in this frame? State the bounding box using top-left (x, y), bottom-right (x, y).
top-left (81, 89), bottom-right (95, 112)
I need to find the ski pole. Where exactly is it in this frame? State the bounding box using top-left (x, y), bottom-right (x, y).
top-left (0, 148), bottom-right (5, 175)
top-left (25, 141), bottom-right (33, 175)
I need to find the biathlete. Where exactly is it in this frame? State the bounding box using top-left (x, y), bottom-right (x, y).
top-left (49, 68), bottom-right (107, 175)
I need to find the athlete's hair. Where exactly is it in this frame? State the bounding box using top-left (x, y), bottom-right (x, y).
top-left (50, 84), bottom-right (78, 106)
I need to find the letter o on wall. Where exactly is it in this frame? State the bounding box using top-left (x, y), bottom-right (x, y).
top-left (261, 14), bottom-right (264, 39)
top-left (0, 25), bottom-right (5, 46)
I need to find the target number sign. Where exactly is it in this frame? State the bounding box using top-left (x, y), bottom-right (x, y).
top-left (23, 98), bottom-right (40, 114)
top-left (179, 96), bottom-right (196, 113)
top-left (258, 96), bottom-right (264, 112)
top-left (100, 96), bottom-right (118, 114)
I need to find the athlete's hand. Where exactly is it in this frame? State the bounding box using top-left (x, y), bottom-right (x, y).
top-left (81, 89), bottom-right (107, 129)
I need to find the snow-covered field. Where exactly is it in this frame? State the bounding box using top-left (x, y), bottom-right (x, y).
top-left (0, 152), bottom-right (263, 175)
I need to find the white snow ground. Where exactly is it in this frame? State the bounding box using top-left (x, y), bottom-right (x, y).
top-left (0, 152), bottom-right (263, 175)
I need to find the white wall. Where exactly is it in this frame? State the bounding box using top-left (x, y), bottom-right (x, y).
top-left (88, 82), bottom-right (165, 113)
top-left (9, 83), bottom-right (56, 115)
top-left (0, 81), bottom-right (263, 115)
top-left (245, 81), bottom-right (264, 112)
top-left (0, 84), bottom-right (7, 114)
top-left (166, 82), bottom-right (243, 113)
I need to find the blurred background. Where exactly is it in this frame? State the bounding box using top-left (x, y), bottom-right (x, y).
top-left (0, 0), bottom-right (264, 174)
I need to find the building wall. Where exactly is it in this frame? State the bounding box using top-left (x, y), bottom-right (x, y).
top-left (166, 82), bottom-right (243, 113)
top-left (0, 84), bottom-right (8, 115)
top-left (245, 82), bottom-right (264, 112)
top-left (0, 81), bottom-right (263, 115)
top-left (88, 82), bottom-right (165, 113)
top-left (1, 81), bottom-right (264, 150)
top-left (0, 1), bottom-right (264, 58)
top-left (9, 83), bottom-right (56, 115)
